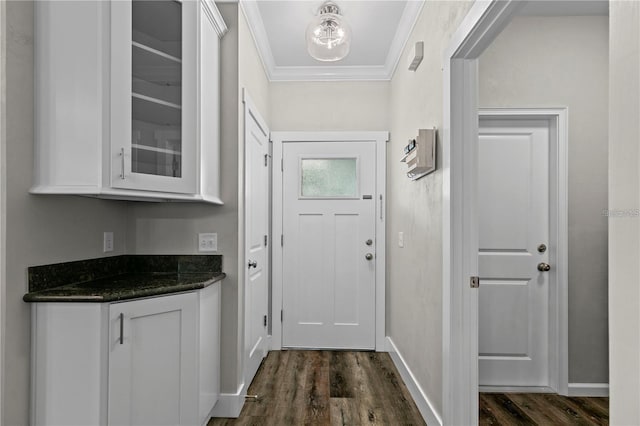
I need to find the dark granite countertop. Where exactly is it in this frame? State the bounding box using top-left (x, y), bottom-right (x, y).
top-left (23, 272), bottom-right (225, 303)
top-left (23, 255), bottom-right (225, 303)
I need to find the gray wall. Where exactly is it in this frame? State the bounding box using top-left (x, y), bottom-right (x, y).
top-left (3, 2), bottom-right (129, 424)
top-left (386, 1), bottom-right (474, 416)
top-left (608, 2), bottom-right (640, 423)
top-left (479, 16), bottom-right (609, 383)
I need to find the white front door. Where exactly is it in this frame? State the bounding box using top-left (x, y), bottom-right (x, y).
top-left (282, 141), bottom-right (377, 349)
top-left (478, 118), bottom-right (553, 388)
top-left (244, 94), bottom-right (269, 385)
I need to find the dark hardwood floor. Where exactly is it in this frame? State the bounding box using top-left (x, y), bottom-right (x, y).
top-left (480, 392), bottom-right (609, 425)
top-left (208, 350), bottom-right (426, 426)
top-left (208, 350), bottom-right (609, 425)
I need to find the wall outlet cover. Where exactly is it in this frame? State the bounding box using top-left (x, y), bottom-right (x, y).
top-left (103, 232), bottom-right (114, 252)
top-left (198, 233), bottom-right (218, 252)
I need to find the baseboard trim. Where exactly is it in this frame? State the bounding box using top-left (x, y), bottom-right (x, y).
top-left (480, 386), bottom-right (555, 393)
top-left (568, 383), bottom-right (609, 397)
top-left (209, 382), bottom-right (246, 418)
top-left (385, 337), bottom-right (442, 426)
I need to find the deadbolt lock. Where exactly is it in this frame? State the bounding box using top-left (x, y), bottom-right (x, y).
top-left (365, 239), bottom-right (373, 246)
top-left (537, 244), bottom-right (547, 253)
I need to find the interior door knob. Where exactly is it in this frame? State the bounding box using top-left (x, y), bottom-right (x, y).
top-left (537, 262), bottom-right (551, 272)
top-left (248, 260), bottom-right (257, 269)
top-left (365, 253), bottom-right (373, 261)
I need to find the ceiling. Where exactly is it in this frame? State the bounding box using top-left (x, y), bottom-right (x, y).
top-left (240, 0), bottom-right (609, 82)
top-left (241, 0), bottom-right (425, 81)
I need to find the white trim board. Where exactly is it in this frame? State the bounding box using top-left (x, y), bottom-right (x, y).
top-left (386, 337), bottom-right (442, 426)
top-left (442, 1), bottom-right (524, 425)
top-left (567, 383), bottom-right (609, 397)
top-left (479, 107), bottom-right (569, 396)
top-left (270, 131), bottom-right (388, 352)
top-left (239, 0), bottom-right (424, 81)
top-left (209, 382), bottom-right (246, 419)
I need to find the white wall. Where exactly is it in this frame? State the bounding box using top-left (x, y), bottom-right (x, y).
top-left (608, 1), bottom-right (640, 423)
top-left (3, 2), bottom-right (129, 424)
top-left (387, 0), bottom-right (473, 417)
top-left (478, 15), bottom-right (609, 384)
top-left (269, 81), bottom-right (389, 131)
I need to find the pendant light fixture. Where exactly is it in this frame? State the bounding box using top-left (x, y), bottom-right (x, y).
top-left (305, 1), bottom-right (351, 62)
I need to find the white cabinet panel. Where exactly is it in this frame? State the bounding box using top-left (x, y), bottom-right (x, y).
top-left (30, 283), bottom-right (222, 426)
top-left (108, 293), bottom-right (198, 426)
top-left (32, 0), bottom-right (227, 202)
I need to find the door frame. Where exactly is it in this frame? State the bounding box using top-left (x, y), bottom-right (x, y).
top-left (478, 108), bottom-right (569, 394)
top-left (271, 131), bottom-right (388, 351)
top-left (443, 2), bottom-right (571, 423)
top-left (242, 89), bottom-right (270, 386)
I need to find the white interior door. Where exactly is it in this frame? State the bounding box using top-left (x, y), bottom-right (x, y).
top-left (478, 118), bottom-right (553, 388)
top-left (282, 141), bottom-right (376, 349)
top-left (244, 95), bottom-right (269, 386)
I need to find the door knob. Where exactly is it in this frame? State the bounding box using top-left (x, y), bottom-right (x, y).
top-left (537, 262), bottom-right (551, 272)
top-left (248, 260), bottom-right (257, 269)
top-left (365, 253), bottom-right (373, 261)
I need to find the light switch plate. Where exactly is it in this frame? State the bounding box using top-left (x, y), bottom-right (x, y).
top-left (398, 231), bottom-right (404, 248)
top-left (103, 232), bottom-right (114, 252)
top-left (198, 233), bottom-right (218, 252)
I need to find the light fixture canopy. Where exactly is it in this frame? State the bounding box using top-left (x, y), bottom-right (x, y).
top-left (305, 1), bottom-right (351, 62)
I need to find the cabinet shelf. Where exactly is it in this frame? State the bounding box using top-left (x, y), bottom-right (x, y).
top-left (133, 42), bottom-right (181, 85)
top-left (132, 93), bottom-right (181, 127)
top-left (132, 143), bottom-right (181, 156)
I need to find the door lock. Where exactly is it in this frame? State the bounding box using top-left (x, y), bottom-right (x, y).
top-left (365, 239), bottom-right (373, 246)
top-left (248, 260), bottom-right (257, 269)
top-left (537, 262), bottom-right (551, 272)
top-left (537, 244), bottom-right (547, 253)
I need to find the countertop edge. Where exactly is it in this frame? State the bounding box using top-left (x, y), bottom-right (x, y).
top-left (23, 273), bottom-right (226, 303)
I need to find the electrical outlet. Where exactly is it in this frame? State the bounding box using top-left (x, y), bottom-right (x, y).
top-left (103, 232), bottom-right (114, 252)
top-left (398, 231), bottom-right (404, 248)
top-left (198, 233), bottom-right (218, 252)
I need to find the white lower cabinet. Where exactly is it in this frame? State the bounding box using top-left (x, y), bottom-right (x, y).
top-left (31, 284), bottom-right (221, 426)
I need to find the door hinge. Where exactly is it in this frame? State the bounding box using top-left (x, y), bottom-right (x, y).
top-left (264, 235), bottom-right (268, 246)
top-left (281, 310), bottom-right (283, 322)
top-left (263, 315), bottom-right (267, 327)
top-left (470, 276), bottom-right (480, 288)
top-left (264, 154), bottom-right (268, 167)
top-left (281, 158), bottom-right (283, 172)
top-left (281, 234), bottom-right (284, 246)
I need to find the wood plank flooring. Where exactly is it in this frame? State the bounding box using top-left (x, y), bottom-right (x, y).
top-left (480, 392), bottom-right (609, 425)
top-left (208, 350), bottom-right (426, 426)
top-left (208, 350), bottom-right (609, 425)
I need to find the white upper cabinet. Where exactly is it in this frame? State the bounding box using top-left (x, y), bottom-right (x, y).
top-left (32, 0), bottom-right (227, 203)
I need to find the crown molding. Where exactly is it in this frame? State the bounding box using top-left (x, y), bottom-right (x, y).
top-left (240, 0), bottom-right (425, 82)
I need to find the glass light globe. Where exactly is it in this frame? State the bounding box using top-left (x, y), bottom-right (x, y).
top-left (305, 3), bottom-right (351, 62)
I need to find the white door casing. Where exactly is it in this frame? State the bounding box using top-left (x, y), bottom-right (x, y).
top-left (282, 142), bottom-right (376, 349)
top-left (271, 132), bottom-right (388, 351)
top-left (478, 117), bottom-right (561, 390)
top-left (243, 90), bottom-right (269, 388)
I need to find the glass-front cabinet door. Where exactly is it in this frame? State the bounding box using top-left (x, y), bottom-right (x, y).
top-left (111, 0), bottom-right (197, 194)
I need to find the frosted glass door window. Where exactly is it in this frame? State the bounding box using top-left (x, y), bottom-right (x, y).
top-left (300, 158), bottom-right (358, 198)
top-left (131, 0), bottom-right (182, 178)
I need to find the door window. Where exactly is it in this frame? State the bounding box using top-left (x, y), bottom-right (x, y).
top-left (300, 158), bottom-right (358, 198)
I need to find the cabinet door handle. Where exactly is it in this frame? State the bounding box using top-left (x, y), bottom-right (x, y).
top-left (119, 313), bottom-right (124, 344)
top-left (120, 148), bottom-right (125, 180)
